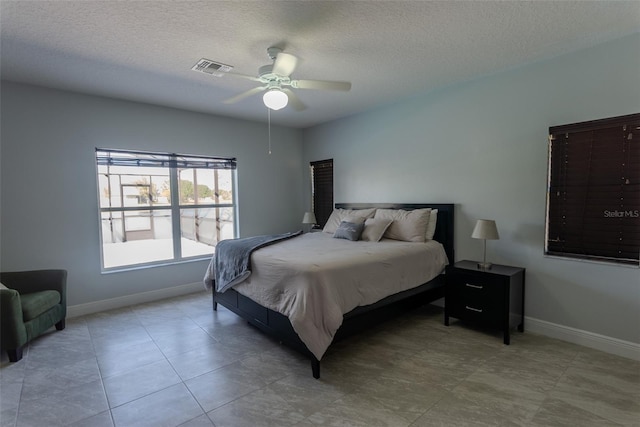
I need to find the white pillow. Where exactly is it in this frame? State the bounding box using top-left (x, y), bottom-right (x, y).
top-left (425, 209), bottom-right (438, 240)
top-left (0, 282), bottom-right (8, 290)
top-left (361, 218), bottom-right (393, 242)
top-left (323, 208), bottom-right (376, 234)
top-left (374, 208), bottom-right (431, 242)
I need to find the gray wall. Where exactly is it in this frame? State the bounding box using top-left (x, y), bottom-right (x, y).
top-left (0, 82), bottom-right (305, 306)
top-left (302, 34), bottom-right (640, 344)
top-left (1, 34), bottom-right (638, 345)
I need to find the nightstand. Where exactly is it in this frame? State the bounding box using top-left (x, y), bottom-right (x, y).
top-left (444, 260), bottom-right (525, 344)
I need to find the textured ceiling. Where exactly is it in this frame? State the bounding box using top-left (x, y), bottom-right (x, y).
top-left (1, 1), bottom-right (639, 128)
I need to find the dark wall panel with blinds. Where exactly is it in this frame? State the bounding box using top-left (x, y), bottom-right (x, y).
top-left (546, 113), bottom-right (639, 265)
top-left (310, 159), bottom-right (334, 228)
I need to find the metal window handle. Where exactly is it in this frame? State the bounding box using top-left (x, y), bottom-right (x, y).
top-left (465, 283), bottom-right (483, 289)
top-left (465, 305), bottom-right (483, 313)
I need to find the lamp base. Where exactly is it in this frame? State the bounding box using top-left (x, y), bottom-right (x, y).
top-left (477, 262), bottom-right (493, 270)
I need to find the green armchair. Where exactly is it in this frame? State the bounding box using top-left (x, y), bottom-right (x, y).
top-left (0, 269), bottom-right (67, 362)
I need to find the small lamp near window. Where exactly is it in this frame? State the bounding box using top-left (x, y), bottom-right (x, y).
top-left (302, 212), bottom-right (317, 233)
top-left (471, 219), bottom-right (500, 270)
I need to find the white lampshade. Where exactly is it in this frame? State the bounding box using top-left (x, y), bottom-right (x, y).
top-left (471, 219), bottom-right (499, 270)
top-left (471, 219), bottom-right (500, 240)
top-left (263, 89), bottom-right (288, 110)
top-left (302, 212), bottom-right (317, 224)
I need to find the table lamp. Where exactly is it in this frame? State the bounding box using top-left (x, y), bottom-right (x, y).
top-left (471, 219), bottom-right (500, 270)
top-left (302, 212), bottom-right (317, 233)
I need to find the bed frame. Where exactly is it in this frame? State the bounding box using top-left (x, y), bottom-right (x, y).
top-left (212, 203), bottom-right (455, 378)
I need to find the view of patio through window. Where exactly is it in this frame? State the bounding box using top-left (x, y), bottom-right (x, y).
top-left (96, 149), bottom-right (237, 270)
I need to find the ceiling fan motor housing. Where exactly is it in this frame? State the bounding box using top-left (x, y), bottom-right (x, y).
top-left (258, 64), bottom-right (292, 87)
top-left (259, 64), bottom-right (275, 78)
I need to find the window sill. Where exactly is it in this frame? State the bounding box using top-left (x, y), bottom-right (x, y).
top-left (101, 255), bottom-right (212, 274)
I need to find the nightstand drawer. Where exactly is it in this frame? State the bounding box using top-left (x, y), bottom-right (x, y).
top-left (447, 270), bottom-right (504, 300)
top-left (447, 296), bottom-right (502, 327)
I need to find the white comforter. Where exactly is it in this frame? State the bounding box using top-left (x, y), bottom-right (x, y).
top-left (207, 232), bottom-right (448, 360)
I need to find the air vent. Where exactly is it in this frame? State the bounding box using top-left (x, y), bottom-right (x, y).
top-left (191, 59), bottom-right (233, 77)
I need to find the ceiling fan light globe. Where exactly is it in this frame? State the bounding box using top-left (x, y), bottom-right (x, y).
top-left (263, 89), bottom-right (288, 110)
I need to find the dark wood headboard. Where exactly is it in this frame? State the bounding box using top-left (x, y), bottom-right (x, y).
top-left (335, 203), bottom-right (455, 264)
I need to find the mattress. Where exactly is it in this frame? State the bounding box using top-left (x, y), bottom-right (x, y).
top-left (227, 232), bottom-right (448, 360)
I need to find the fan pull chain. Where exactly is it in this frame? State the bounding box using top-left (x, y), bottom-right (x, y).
top-left (267, 107), bottom-right (272, 155)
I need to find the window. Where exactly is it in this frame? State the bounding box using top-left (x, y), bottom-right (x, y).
top-left (96, 149), bottom-right (237, 270)
top-left (310, 159), bottom-right (334, 228)
top-left (545, 113), bottom-right (639, 266)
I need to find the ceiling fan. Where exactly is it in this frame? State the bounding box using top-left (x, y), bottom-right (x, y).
top-left (222, 47), bottom-right (352, 111)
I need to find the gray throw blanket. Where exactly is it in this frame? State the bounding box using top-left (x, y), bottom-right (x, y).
top-left (212, 230), bottom-right (302, 293)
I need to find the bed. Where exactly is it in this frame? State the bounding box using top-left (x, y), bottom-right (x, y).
top-left (208, 203), bottom-right (455, 378)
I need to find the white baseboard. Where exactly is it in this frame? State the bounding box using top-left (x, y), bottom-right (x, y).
top-left (67, 282), bottom-right (205, 318)
top-left (68, 290), bottom-right (639, 362)
top-left (525, 316), bottom-right (640, 361)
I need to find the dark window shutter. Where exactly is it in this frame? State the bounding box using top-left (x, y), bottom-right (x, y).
top-left (546, 113), bottom-right (640, 265)
top-left (310, 159), bottom-right (334, 228)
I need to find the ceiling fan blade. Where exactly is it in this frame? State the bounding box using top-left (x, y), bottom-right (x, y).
top-left (272, 52), bottom-right (298, 77)
top-left (282, 89), bottom-right (306, 111)
top-left (223, 72), bottom-right (262, 82)
top-left (293, 79), bottom-right (351, 91)
top-left (223, 86), bottom-right (266, 104)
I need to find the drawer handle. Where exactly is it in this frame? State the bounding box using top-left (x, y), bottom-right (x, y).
top-left (465, 283), bottom-right (483, 289)
top-left (465, 305), bottom-right (483, 313)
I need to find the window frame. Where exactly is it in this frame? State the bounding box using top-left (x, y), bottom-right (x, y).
top-left (544, 113), bottom-right (640, 267)
top-left (96, 148), bottom-right (238, 272)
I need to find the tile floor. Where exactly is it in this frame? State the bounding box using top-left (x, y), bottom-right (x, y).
top-left (1, 291), bottom-right (638, 427)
